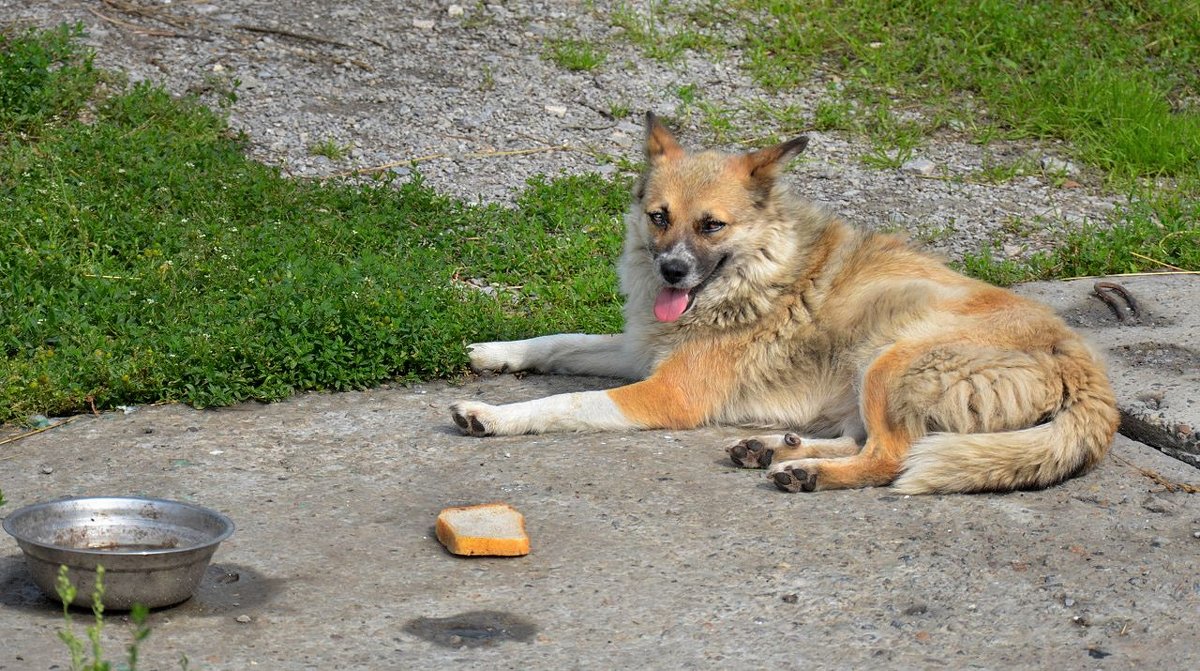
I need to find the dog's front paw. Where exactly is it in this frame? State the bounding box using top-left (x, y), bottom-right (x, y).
top-left (450, 401), bottom-right (498, 436)
top-left (726, 433), bottom-right (803, 469)
top-left (466, 342), bottom-right (523, 374)
top-left (727, 438), bottom-right (774, 469)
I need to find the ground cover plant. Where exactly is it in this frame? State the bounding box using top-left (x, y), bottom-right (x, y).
top-left (0, 26), bottom-right (627, 423)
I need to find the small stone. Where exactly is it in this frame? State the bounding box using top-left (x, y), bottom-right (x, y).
top-left (448, 4), bottom-right (465, 17)
top-left (1142, 497), bottom-right (1172, 514)
top-left (1061, 179), bottom-right (1082, 189)
top-left (1002, 244), bottom-right (1022, 258)
top-left (235, 615), bottom-right (252, 624)
top-left (900, 158), bottom-right (937, 176)
top-left (39, 465), bottom-right (54, 475)
top-left (413, 18), bottom-right (435, 30)
top-left (544, 104), bottom-right (568, 117)
top-left (29, 415), bottom-right (51, 429)
top-left (781, 593), bottom-right (799, 604)
top-left (1040, 156), bottom-right (1077, 176)
top-left (1191, 531), bottom-right (1200, 539)
top-left (1063, 597), bottom-right (1075, 607)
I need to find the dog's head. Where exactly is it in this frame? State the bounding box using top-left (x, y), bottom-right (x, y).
top-left (632, 112), bottom-right (809, 323)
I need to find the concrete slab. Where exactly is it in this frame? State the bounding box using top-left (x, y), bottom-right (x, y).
top-left (2, 377), bottom-right (1199, 670)
top-left (1014, 275), bottom-right (1200, 466)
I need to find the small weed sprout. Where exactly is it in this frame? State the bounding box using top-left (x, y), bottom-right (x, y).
top-left (544, 38), bottom-right (607, 71)
top-left (308, 138), bottom-right (350, 161)
top-left (675, 83), bottom-right (699, 107)
top-left (479, 65), bottom-right (496, 91)
top-left (608, 101), bottom-right (632, 119)
top-left (55, 565), bottom-right (155, 671)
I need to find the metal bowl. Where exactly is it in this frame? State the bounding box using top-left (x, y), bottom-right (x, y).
top-left (3, 496), bottom-right (235, 610)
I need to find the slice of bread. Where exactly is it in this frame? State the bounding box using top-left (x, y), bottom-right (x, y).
top-left (435, 503), bottom-right (530, 557)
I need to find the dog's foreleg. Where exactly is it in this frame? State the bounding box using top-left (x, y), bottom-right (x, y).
top-left (452, 343), bottom-right (730, 436)
top-left (468, 334), bottom-right (643, 378)
top-left (451, 391), bottom-right (631, 436)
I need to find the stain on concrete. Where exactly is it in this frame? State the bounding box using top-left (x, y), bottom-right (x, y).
top-left (404, 610), bottom-right (537, 648)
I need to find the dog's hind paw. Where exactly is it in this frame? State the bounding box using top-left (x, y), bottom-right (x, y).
top-left (771, 464), bottom-right (819, 493)
top-left (450, 402), bottom-right (496, 437)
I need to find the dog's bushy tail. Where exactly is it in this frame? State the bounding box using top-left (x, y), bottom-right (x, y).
top-left (892, 340), bottom-right (1119, 494)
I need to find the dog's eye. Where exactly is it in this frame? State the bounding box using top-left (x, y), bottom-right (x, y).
top-left (700, 218), bottom-right (726, 234)
top-left (647, 210), bottom-right (668, 229)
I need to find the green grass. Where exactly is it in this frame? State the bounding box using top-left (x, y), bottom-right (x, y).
top-left (0, 27), bottom-right (629, 424)
top-left (721, 0), bottom-right (1200, 178)
top-left (544, 38), bottom-right (608, 71)
top-left (961, 184), bottom-right (1200, 285)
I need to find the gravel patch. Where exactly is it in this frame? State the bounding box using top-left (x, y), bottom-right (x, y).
top-left (11, 0), bottom-right (1122, 260)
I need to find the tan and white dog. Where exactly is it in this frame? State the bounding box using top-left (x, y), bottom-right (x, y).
top-left (450, 113), bottom-right (1119, 494)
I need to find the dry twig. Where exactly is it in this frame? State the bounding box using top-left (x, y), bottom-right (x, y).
top-left (85, 6), bottom-right (199, 39)
top-left (1129, 250), bottom-right (1190, 273)
top-left (1061, 269), bottom-right (1200, 281)
top-left (0, 417), bottom-right (82, 449)
top-left (100, 0), bottom-right (196, 31)
top-left (232, 24), bottom-right (354, 49)
top-left (1111, 452), bottom-right (1200, 493)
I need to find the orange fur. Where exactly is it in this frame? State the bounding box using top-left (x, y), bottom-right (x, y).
top-left (606, 344), bottom-right (733, 429)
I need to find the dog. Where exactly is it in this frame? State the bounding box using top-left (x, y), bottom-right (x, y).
top-left (450, 113), bottom-right (1119, 494)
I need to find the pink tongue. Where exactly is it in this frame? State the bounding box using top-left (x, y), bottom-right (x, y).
top-left (654, 288), bottom-right (690, 322)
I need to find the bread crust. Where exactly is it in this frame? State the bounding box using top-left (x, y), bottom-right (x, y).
top-left (435, 503), bottom-right (530, 556)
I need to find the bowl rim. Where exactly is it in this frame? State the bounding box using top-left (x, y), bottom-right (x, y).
top-left (2, 495), bottom-right (235, 557)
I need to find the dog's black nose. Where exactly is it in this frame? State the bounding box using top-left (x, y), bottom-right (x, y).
top-left (659, 258), bottom-right (690, 285)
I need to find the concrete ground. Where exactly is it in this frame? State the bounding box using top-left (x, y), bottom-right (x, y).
top-left (1014, 275), bottom-right (1200, 468)
top-left (1, 275), bottom-right (1198, 670)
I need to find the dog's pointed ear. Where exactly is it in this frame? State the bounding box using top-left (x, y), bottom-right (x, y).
top-left (645, 111), bottom-right (684, 163)
top-left (739, 136), bottom-right (809, 183)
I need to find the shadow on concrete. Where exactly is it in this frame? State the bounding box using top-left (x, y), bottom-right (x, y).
top-left (0, 555), bottom-right (282, 618)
